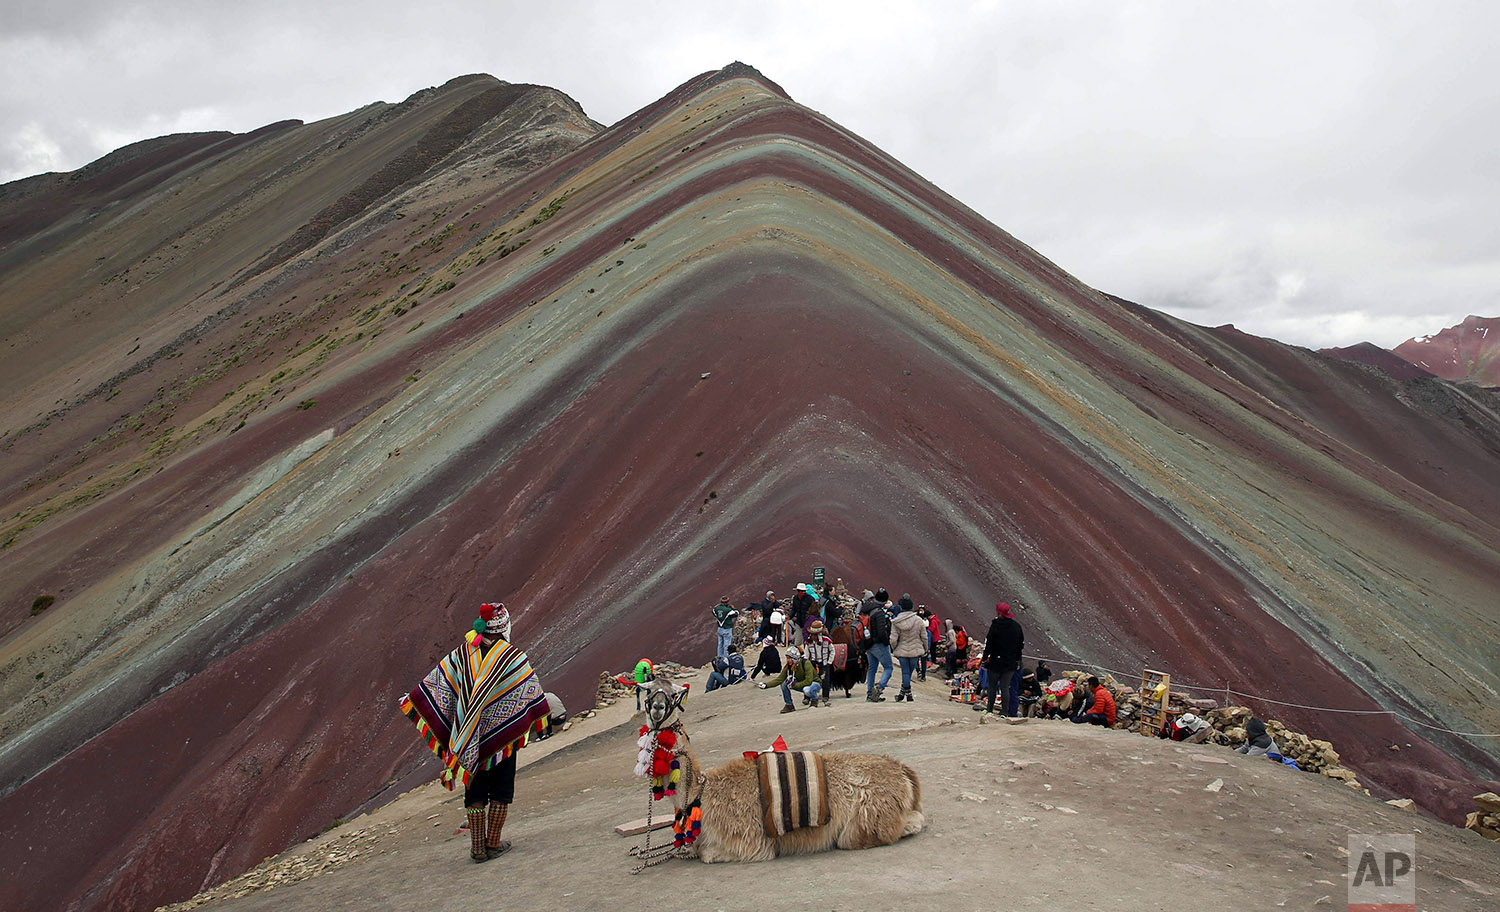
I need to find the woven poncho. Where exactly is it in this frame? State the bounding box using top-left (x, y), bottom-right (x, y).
top-left (400, 638), bottom-right (550, 789)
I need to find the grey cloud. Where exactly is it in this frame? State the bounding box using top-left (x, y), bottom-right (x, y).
top-left (1, 0), bottom-right (1496, 348)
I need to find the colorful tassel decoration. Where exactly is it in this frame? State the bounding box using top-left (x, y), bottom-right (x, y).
top-left (672, 800), bottom-right (703, 847)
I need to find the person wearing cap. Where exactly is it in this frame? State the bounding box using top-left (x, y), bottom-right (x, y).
top-left (789, 584), bottom-right (815, 646)
top-left (400, 602), bottom-right (548, 862)
top-left (977, 602), bottom-right (1024, 716)
top-left (1016, 662), bottom-right (1052, 717)
top-left (758, 645), bottom-right (822, 713)
top-left (750, 636), bottom-right (783, 680)
top-left (711, 595), bottom-right (738, 660)
top-left (803, 617), bottom-right (835, 707)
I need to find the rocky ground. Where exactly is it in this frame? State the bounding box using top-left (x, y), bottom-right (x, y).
top-left (158, 668), bottom-right (1498, 912)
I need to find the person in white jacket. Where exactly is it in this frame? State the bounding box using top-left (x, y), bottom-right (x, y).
top-left (888, 597), bottom-right (928, 702)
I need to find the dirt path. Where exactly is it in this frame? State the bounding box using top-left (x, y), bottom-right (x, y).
top-left (166, 673), bottom-right (1499, 911)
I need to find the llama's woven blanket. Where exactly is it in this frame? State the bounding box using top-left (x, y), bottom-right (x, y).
top-left (400, 639), bottom-right (550, 790)
top-left (804, 642), bottom-right (848, 670)
top-left (757, 750), bottom-right (832, 837)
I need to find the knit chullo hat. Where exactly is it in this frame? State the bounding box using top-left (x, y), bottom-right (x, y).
top-left (478, 602), bottom-right (511, 640)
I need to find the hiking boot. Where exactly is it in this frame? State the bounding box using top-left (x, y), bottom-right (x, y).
top-left (780, 704), bottom-right (796, 714)
top-left (866, 692), bottom-right (886, 703)
top-left (972, 703), bottom-right (987, 712)
top-left (485, 839), bottom-right (512, 859)
top-left (902, 691), bottom-right (914, 702)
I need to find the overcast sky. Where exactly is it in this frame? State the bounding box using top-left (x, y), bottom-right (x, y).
top-left (3, 1), bottom-right (1496, 348)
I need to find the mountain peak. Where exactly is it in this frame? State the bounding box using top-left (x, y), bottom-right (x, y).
top-left (1392, 315), bottom-right (1500, 385)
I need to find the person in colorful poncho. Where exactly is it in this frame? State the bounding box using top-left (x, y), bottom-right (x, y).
top-left (400, 602), bottom-right (551, 862)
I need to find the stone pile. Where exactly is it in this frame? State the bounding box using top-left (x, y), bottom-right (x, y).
top-left (1047, 670), bottom-right (1366, 793)
top-left (156, 823), bottom-right (390, 910)
top-left (596, 661), bottom-right (697, 707)
top-left (731, 591), bottom-right (862, 652)
top-left (1199, 707), bottom-right (1367, 793)
top-left (1465, 792), bottom-right (1500, 841)
top-left (731, 609), bottom-right (759, 651)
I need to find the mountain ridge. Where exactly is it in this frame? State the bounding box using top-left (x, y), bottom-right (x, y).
top-left (0, 64), bottom-right (1497, 912)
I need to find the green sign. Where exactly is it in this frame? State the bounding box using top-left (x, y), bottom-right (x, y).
top-left (813, 567), bottom-right (825, 587)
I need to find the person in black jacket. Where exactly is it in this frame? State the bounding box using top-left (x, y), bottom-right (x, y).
top-left (818, 584), bottom-right (839, 624)
top-left (789, 585), bottom-right (814, 645)
top-left (863, 599), bottom-right (894, 701)
top-left (977, 602), bottom-right (1024, 716)
top-left (750, 637), bottom-right (783, 680)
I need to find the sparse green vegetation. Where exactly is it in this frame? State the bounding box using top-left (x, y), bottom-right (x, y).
top-left (531, 193), bottom-right (568, 226)
top-left (297, 399), bottom-right (317, 411)
top-left (30, 594), bottom-right (55, 616)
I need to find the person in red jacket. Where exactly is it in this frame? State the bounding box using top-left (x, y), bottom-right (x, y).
top-left (1070, 676), bottom-right (1116, 727)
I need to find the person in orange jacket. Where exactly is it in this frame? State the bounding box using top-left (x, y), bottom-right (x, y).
top-left (1070, 676), bottom-right (1116, 727)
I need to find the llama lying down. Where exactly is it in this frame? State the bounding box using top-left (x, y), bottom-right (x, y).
top-left (636, 681), bottom-right (924, 863)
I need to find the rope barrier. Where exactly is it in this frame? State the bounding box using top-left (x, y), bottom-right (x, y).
top-left (1016, 651), bottom-right (1500, 739)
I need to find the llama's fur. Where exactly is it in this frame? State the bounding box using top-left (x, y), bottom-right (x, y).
top-left (825, 620), bottom-right (868, 698)
top-left (673, 730), bottom-right (924, 863)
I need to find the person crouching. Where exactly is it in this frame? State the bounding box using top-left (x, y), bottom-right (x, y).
top-left (1161, 711), bottom-right (1212, 743)
top-left (759, 646), bottom-right (822, 713)
top-left (1070, 676), bottom-right (1117, 727)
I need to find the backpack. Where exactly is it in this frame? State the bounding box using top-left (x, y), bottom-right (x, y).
top-left (857, 612), bottom-right (874, 650)
top-left (955, 629), bottom-right (968, 651)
